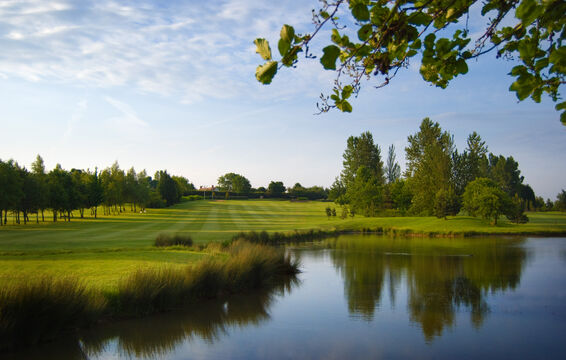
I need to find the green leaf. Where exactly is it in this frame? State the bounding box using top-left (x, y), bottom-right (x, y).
top-left (331, 29), bottom-right (341, 45)
top-left (277, 25), bottom-right (295, 57)
top-left (408, 12), bottom-right (431, 26)
top-left (455, 59), bottom-right (468, 74)
top-left (255, 61), bottom-right (278, 84)
top-left (278, 39), bottom-right (290, 57)
top-left (351, 4), bottom-right (370, 21)
top-left (515, 0), bottom-right (542, 25)
top-left (341, 85), bottom-right (353, 99)
top-left (280, 24), bottom-right (295, 44)
top-left (320, 45), bottom-right (341, 70)
top-left (336, 100), bottom-right (353, 112)
top-left (358, 24), bottom-right (373, 41)
top-left (254, 38), bottom-right (272, 61)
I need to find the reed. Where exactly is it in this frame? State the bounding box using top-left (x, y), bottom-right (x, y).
top-left (231, 229), bottom-right (339, 245)
top-left (0, 276), bottom-right (105, 349)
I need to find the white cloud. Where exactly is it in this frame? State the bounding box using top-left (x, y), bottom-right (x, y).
top-left (0, 0), bottom-right (321, 103)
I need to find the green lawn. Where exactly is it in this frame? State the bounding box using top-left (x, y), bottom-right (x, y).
top-left (1, 199), bottom-right (565, 290)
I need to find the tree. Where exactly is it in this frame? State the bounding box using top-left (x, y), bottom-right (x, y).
top-left (0, 160), bottom-right (23, 225)
top-left (325, 206), bottom-right (332, 219)
top-left (405, 118), bottom-right (454, 215)
top-left (452, 132), bottom-right (488, 195)
top-left (157, 170), bottom-right (178, 207)
top-left (385, 144), bottom-right (401, 184)
top-left (556, 189), bottom-right (566, 211)
top-left (254, 0), bottom-right (565, 124)
top-left (267, 181), bottom-right (286, 197)
top-left (463, 178), bottom-right (510, 225)
top-left (506, 194), bottom-right (529, 223)
top-left (487, 154), bottom-right (523, 196)
top-left (389, 179), bottom-right (412, 212)
top-left (433, 187), bottom-right (460, 219)
top-left (328, 177), bottom-right (346, 203)
top-left (217, 173), bottom-right (251, 194)
top-left (124, 167), bottom-right (139, 212)
top-left (517, 184), bottom-right (536, 210)
top-left (48, 164), bottom-right (70, 222)
top-left (341, 131), bottom-right (384, 189)
top-left (31, 155), bottom-right (49, 222)
top-left (87, 169), bottom-right (104, 218)
top-left (347, 165), bottom-right (383, 216)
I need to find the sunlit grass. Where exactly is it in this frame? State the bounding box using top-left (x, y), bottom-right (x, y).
top-left (0, 241), bottom-right (299, 349)
top-left (0, 200), bottom-right (564, 294)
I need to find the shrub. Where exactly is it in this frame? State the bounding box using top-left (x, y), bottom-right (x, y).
top-left (154, 233), bottom-right (193, 247)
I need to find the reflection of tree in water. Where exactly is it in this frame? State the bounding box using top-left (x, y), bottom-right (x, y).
top-left (5, 277), bottom-right (298, 360)
top-left (326, 236), bottom-right (527, 341)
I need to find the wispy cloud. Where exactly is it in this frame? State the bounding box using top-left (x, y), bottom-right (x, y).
top-left (0, 0), bottom-right (320, 103)
top-left (63, 99), bottom-right (87, 138)
top-left (105, 96), bottom-right (148, 128)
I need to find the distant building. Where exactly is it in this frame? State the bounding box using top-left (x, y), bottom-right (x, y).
top-left (199, 185), bottom-right (220, 199)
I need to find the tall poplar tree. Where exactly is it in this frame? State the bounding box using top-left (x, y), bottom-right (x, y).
top-left (405, 118), bottom-right (454, 215)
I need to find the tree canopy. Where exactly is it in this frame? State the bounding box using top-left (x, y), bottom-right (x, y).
top-left (254, 0), bottom-right (565, 124)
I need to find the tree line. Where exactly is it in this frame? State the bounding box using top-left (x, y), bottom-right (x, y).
top-left (329, 118), bottom-right (564, 224)
top-left (216, 173), bottom-right (327, 200)
top-left (0, 156), bottom-right (194, 225)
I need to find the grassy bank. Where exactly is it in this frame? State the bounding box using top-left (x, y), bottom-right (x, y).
top-left (0, 200), bottom-right (565, 291)
top-left (0, 240), bottom-right (299, 350)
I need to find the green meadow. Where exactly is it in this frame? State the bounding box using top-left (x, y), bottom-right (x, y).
top-left (1, 199), bottom-right (565, 290)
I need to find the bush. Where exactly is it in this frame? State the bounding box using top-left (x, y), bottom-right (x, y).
top-left (154, 233), bottom-right (193, 247)
top-left (185, 195), bottom-right (202, 201)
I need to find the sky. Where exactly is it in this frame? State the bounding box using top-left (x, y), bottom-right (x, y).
top-left (0, 0), bottom-right (564, 199)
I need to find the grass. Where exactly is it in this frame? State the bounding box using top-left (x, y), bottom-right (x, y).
top-left (0, 200), bottom-right (564, 291)
top-left (0, 241), bottom-right (299, 350)
top-left (0, 199), bottom-right (564, 349)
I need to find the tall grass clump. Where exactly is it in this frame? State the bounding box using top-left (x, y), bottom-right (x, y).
top-left (112, 241), bottom-right (299, 317)
top-left (0, 276), bottom-right (105, 350)
top-left (154, 233), bottom-right (193, 247)
top-left (1, 242), bottom-right (299, 349)
top-left (231, 229), bottom-right (339, 245)
top-left (222, 240), bottom-right (300, 292)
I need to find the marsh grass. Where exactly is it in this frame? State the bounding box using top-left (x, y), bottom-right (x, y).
top-left (154, 233), bottom-right (193, 247)
top-left (231, 229), bottom-right (339, 245)
top-left (115, 240), bottom-right (299, 316)
top-left (0, 241), bottom-right (300, 350)
top-left (0, 276), bottom-right (106, 349)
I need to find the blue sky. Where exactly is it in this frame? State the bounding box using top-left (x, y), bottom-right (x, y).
top-left (0, 0), bottom-right (564, 199)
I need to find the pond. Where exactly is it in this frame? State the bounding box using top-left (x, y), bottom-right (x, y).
top-left (6, 235), bottom-right (566, 359)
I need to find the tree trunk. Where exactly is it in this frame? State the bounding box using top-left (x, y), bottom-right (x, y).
top-left (80, 208), bottom-right (84, 218)
top-left (36, 212), bottom-right (39, 224)
top-left (41, 209), bottom-right (45, 222)
top-left (23, 211), bottom-right (27, 225)
top-left (68, 211), bottom-right (71, 222)
top-left (53, 210), bottom-right (57, 222)
top-left (4, 210), bottom-right (7, 225)
top-left (0, 209), bottom-right (2, 226)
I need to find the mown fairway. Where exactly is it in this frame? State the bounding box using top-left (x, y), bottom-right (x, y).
top-left (1, 199), bottom-right (565, 290)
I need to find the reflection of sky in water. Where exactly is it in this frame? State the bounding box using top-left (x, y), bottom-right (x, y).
top-left (7, 236), bottom-right (566, 360)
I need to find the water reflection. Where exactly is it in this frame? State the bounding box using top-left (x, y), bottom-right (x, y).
top-left (323, 236), bottom-right (528, 341)
top-left (5, 277), bottom-right (298, 360)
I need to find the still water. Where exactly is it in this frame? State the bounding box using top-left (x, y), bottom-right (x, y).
top-left (8, 236), bottom-right (566, 359)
